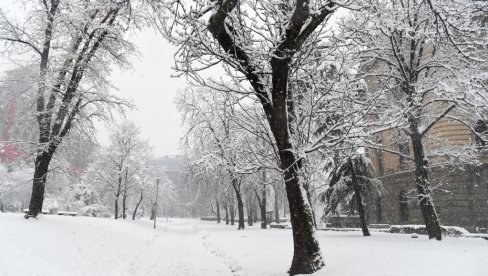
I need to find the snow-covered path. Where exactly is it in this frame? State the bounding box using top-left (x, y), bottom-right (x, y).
top-left (0, 213), bottom-right (233, 276)
top-left (1, 213), bottom-right (487, 276)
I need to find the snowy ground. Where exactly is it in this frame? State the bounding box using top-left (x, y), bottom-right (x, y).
top-left (0, 213), bottom-right (487, 276)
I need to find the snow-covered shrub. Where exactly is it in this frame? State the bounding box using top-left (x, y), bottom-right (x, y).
top-left (72, 182), bottom-right (99, 206)
top-left (390, 225), bottom-right (469, 237)
top-left (80, 204), bottom-right (110, 218)
top-left (43, 198), bottom-right (60, 214)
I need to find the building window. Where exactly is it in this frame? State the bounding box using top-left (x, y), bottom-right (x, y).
top-left (399, 191), bottom-right (409, 223)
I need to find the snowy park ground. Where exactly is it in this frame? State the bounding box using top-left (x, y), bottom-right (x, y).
top-left (0, 213), bottom-right (487, 276)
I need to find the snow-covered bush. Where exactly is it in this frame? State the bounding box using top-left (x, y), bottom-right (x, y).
top-left (43, 198), bottom-right (60, 214)
top-left (72, 182), bottom-right (99, 206)
top-left (80, 204), bottom-right (111, 218)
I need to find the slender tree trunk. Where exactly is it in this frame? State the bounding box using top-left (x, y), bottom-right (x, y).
top-left (247, 205), bottom-right (253, 226)
top-left (132, 190), bottom-right (143, 220)
top-left (114, 196), bottom-right (119, 219)
top-left (260, 188), bottom-right (267, 229)
top-left (273, 183), bottom-right (280, 223)
top-left (122, 193), bottom-right (127, 219)
top-left (258, 172), bottom-right (267, 229)
top-left (26, 150), bottom-right (54, 217)
top-left (253, 205), bottom-right (258, 223)
top-left (122, 168), bottom-right (128, 219)
top-left (232, 182), bottom-right (245, 230)
top-left (230, 204), bottom-right (235, 225)
top-left (216, 199), bottom-right (221, 223)
top-left (149, 204), bottom-right (155, 220)
top-left (349, 157), bottom-right (371, 237)
top-left (283, 201), bottom-right (287, 218)
top-left (225, 203), bottom-right (229, 225)
top-left (231, 178), bottom-right (245, 230)
top-left (410, 129), bottom-right (442, 240)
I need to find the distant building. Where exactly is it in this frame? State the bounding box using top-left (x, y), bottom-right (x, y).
top-left (153, 155), bottom-right (194, 218)
top-left (363, 75), bottom-right (488, 233)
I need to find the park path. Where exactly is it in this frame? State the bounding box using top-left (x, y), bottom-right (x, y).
top-left (0, 213), bottom-right (237, 276)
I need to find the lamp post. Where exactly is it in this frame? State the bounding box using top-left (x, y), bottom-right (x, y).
top-left (154, 178), bottom-right (160, 229)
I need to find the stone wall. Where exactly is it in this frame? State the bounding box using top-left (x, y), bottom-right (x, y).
top-left (366, 163), bottom-right (488, 232)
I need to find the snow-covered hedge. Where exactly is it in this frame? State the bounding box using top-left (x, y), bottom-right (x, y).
top-left (390, 225), bottom-right (469, 237)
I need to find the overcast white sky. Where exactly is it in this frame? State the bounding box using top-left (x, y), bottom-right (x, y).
top-left (0, 2), bottom-right (187, 157)
top-left (102, 30), bottom-right (187, 157)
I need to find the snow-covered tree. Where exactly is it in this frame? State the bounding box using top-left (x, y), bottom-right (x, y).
top-left (340, 0), bottom-right (488, 240)
top-left (321, 153), bottom-right (381, 236)
top-left (88, 121), bottom-right (152, 219)
top-left (0, 0), bottom-right (148, 218)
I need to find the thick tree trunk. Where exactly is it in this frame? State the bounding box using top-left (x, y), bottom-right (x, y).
top-left (231, 179), bottom-right (245, 230)
top-left (281, 152), bottom-right (324, 274)
top-left (26, 150), bottom-right (53, 217)
top-left (410, 131), bottom-right (442, 240)
top-left (132, 190), bottom-right (143, 220)
top-left (349, 157), bottom-right (371, 237)
top-left (207, 3), bottom-right (335, 273)
top-left (303, 182), bottom-right (318, 229)
top-left (230, 204), bottom-right (235, 225)
top-left (216, 200), bottom-right (221, 223)
top-left (271, 60), bottom-right (324, 274)
top-left (225, 203), bottom-right (229, 225)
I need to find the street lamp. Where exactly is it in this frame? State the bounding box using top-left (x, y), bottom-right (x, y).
top-left (154, 178), bottom-right (160, 229)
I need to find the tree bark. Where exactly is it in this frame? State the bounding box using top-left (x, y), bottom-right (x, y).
top-left (349, 157), bottom-right (371, 237)
top-left (303, 182), bottom-right (318, 229)
top-left (224, 203), bottom-right (229, 225)
top-left (410, 129), bottom-right (442, 240)
top-left (149, 204), bottom-right (155, 220)
top-left (230, 204), bottom-right (235, 225)
top-left (272, 60), bottom-right (324, 274)
top-left (132, 190), bottom-right (143, 220)
top-left (231, 179), bottom-right (245, 230)
top-left (273, 183), bottom-right (280, 223)
top-left (122, 168), bottom-right (128, 219)
top-left (255, 186), bottom-right (267, 229)
top-left (247, 205), bottom-right (253, 226)
top-left (216, 199), bottom-right (221, 223)
top-left (207, 0), bottom-right (332, 273)
top-left (253, 204), bottom-right (258, 223)
top-left (26, 149), bottom-right (54, 217)
top-left (114, 196), bottom-right (119, 219)
top-left (122, 193), bottom-right (127, 219)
